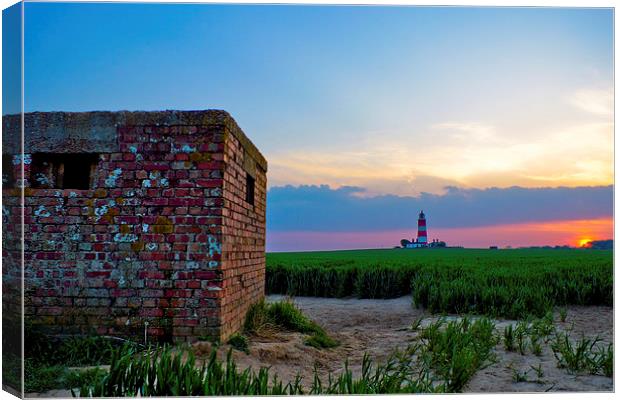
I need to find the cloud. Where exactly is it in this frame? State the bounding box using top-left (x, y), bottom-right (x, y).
top-left (267, 184), bottom-right (613, 232)
top-left (569, 88), bottom-right (613, 116)
top-left (266, 117), bottom-right (612, 197)
top-left (430, 122), bottom-right (499, 143)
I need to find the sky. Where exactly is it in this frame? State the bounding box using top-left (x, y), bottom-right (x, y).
top-left (10, 3), bottom-right (615, 250)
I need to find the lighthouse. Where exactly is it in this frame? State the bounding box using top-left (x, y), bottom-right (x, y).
top-left (401, 210), bottom-right (445, 248)
top-left (417, 210), bottom-right (428, 245)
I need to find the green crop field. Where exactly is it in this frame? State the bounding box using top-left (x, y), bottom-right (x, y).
top-left (266, 248), bottom-right (613, 319)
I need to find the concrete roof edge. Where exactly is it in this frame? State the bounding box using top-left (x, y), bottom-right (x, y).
top-left (2, 110), bottom-right (268, 171)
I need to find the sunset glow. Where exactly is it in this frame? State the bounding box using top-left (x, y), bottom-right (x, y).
top-left (267, 218), bottom-right (613, 252)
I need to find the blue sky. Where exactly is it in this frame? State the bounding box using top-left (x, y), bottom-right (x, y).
top-left (9, 3), bottom-right (615, 249)
top-left (21, 4), bottom-right (613, 189)
top-left (2, 2), bottom-right (20, 116)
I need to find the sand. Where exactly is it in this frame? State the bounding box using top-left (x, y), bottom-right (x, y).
top-left (212, 295), bottom-right (613, 393)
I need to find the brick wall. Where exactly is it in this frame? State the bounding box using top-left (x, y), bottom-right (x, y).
top-left (2, 111), bottom-right (267, 342)
top-left (220, 129), bottom-right (267, 338)
top-left (2, 124), bottom-right (24, 374)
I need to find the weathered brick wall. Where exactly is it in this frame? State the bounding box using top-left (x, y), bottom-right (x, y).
top-left (2, 111), bottom-right (267, 342)
top-left (220, 127), bottom-right (267, 338)
top-left (2, 130), bottom-right (24, 369)
top-left (3, 158), bottom-right (24, 319)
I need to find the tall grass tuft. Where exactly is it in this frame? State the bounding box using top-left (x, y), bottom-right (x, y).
top-left (551, 333), bottom-right (613, 376)
top-left (244, 299), bottom-right (338, 348)
top-left (417, 317), bottom-right (497, 392)
top-left (77, 346), bottom-right (304, 397)
top-left (503, 325), bottom-right (515, 351)
top-left (78, 345), bottom-right (445, 396)
top-left (227, 334), bottom-right (249, 354)
top-left (23, 325), bottom-right (142, 393)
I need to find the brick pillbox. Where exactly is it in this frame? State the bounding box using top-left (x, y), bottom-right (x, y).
top-left (2, 110), bottom-right (267, 343)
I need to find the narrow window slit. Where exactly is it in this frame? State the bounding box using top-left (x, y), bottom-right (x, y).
top-left (246, 173), bottom-right (255, 206)
top-left (31, 153), bottom-right (99, 189)
top-left (2, 155), bottom-right (15, 188)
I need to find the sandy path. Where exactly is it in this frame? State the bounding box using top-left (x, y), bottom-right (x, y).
top-left (209, 295), bottom-right (423, 388)
top-left (211, 296), bottom-right (613, 393)
top-left (466, 306), bottom-right (614, 392)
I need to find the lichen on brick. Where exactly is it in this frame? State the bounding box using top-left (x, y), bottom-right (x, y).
top-left (131, 241), bottom-right (144, 252)
top-left (104, 168), bottom-right (123, 188)
top-left (189, 152), bottom-right (211, 162)
top-left (34, 205), bottom-right (51, 218)
top-left (156, 216), bottom-right (172, 225)
top-left (207, 235), bottom-right (221, 257)
top-left (12, 154), bottom-right (31, 165)
top-left (172, 144), bottom-right (197, 154)
top-left (35, 172), bottom-right (51, 186)
top-left (114, 233), bottom-right (139, 243)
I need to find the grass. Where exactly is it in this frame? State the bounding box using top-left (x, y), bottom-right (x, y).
top-left (19, 248), bottom-right (613, 393)
top-left (55, 312), bottom-right (611, 396)
top-left (503, 325), bottom-right (515, 351)
top-left (551, 333), bottom-right (613, 377)
top-left (503, 314), bottom-right (556, 356)
top-left (596, 344), bottom-right (614, 377)
top-left (304, 333), bottom-right (339, 349)
top-left (22, 324), bottom-right (142, 393)
top-left (531, 363), bottom-right (545, 379)
top-left (244, 298), bottom-right (338, 349)
top-left (77, 345), bottom-right (308, 397)
top-left (500, 315), bottom-right (613, 379)
top-left (531, 312), bottom-right (555, 339)
top-left (63, 368), bottom-right (108, 390)
top-left (76, 345), bottom-right (443, 396)
top-left (559, 308), bottom-right (568, 322)
top-left (77, 324), bottom-right (613, 397)
top-left (511, 367), bottom-right (528, 383)
top-left (410, 315), bottom-right (424, 331)
top-left (266, 248), bottom-right (612, 319)
top-left (227, 334), bottom-right (249, 354)
top-left (25, 326), bottom-right (120, 367)
top-left (310, 353), bottom-right (441, 394)
top-left (24, 361), bottom-right (65, 393)
top-left (530, 336), bottom-right (543, 356)
top-left (23, 361), bottom-right (107, 393)
top-left (515, 321), bottom-right (528, 355)
top-left (2, 352), bottom-right (22, 393)
top-left (417, 317), bottom-right (497, 392)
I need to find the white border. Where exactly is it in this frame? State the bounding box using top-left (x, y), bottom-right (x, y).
top-left (0, 1), bottom-right (615, 400)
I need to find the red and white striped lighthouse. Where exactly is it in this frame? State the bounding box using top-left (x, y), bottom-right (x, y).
top-left (417, 210), bottom-right (428, 244)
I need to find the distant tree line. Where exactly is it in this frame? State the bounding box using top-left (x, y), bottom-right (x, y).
top-left (583, 240), bottom-right (613, 250)
top-left (399, 239), bottom-right (446, 248)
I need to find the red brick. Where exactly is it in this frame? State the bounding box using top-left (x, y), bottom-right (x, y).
top-left (14, 112), bottom-right (266, 343)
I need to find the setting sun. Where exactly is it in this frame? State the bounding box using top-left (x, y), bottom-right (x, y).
top-left (578, 238), bottom-right (593, 247)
